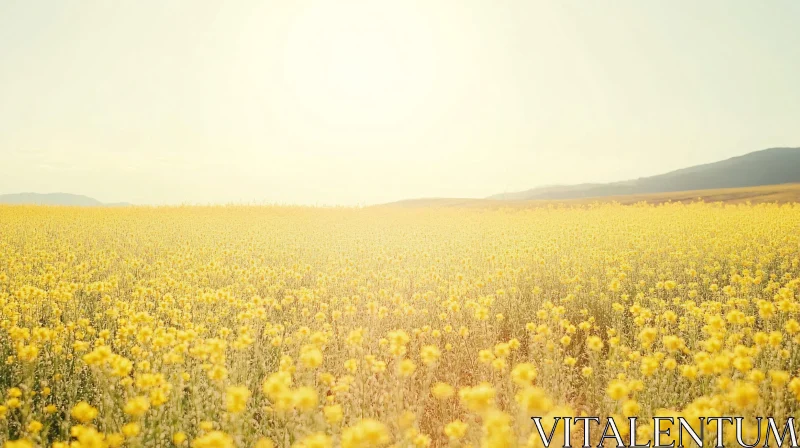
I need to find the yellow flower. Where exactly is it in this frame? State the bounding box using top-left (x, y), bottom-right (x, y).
top-left (511, 363), bottom-right (538, 386)
top-left (173, 432), bottom-right (188, 445)
top-left (769, 370), bottom-right (790, 387)
top-left (493, 342), bottom-right (511, 358)
top-left (300, 346), bottom-right (323, 369)
top-left (192, 431), bottom-right (233, 448)
top-left (225, 386), bottom-right (251, 414)
top-left (662, 335), bottom-right (684, 352)
top-left (254, 438), bottom-right (275, 448)
top-left (420, 345), bottom-right (441, 366)
top-left (318, 372), bottom-right (335, 386)
top-left (397, 359), bottom-right (417, 377)
top-left (72, 426), bottom-right (105, 447)
top-left (459, 383), bottom-right (495, 413)
top-left (25, 421), bottom-right (43, 433)
top-left (122, 422), bottom-right (140, 437)
top-left (341, 419), bottom-right (391, 448)
top-left (640, 356), bottom-right (659, 376)
top-left (515, 386), bottom-right (553, 414)
top-left (262, 372), bottom-right (292, 399)
top-left (411, 432), bottom-right (431, 447)
top-left (124, 396), bottom-right (150, 417)
top-left (606, 380), bottom-right (629, 401)
top-left (70, 401), bottom-right (98, 424)
top-left (294, 432), bottom-right (331, 448)
top-left (292, 387), bottom-right (318, 412)
top-left (491, 358), bottom-right (507, 372)
top-left (16, 345), bottom-right (39, 362)
top-left (207, 365), bottom-right (228, 382)
top-left (444, 420), bottom-right (468, 440)
top-left (788, 378), bottom-right (800, 398)
top-left (681, 365), bottom-right (699, 380)
top-left (622, 399), bottom-right (640, 417)
top-left (4, 440), bottom-right (33, 448)
top-left (587, 336), bottom-right (604, 351)
top-left (107, 434), bottom-right (125, 448)
top-left (478, 350), bottom-right (495, 364)
top-left (482, 409), bottom-right (515, 448)
top-left (344, 359), bottom-right (358, 373)
top-left (728, 381), bottom-right (759, 409)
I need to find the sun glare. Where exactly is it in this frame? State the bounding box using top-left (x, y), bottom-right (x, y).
top-left (280, 2), bottom-right (437, 129)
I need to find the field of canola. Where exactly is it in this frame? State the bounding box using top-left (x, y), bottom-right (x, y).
top-left (1, 203), bottom-right (800, 448)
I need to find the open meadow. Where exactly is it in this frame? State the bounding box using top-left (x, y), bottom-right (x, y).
top-left (1, 203), bottom-right (800, 447)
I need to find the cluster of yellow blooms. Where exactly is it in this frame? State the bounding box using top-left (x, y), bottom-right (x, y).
top-left (0, 202), bottom-right (799, 447)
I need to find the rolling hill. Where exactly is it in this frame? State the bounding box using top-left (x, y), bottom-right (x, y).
top-left (382, 183), bottom-right (800, 208)
top-left (0, 192), bottom-right (127, 206)
top-left (489, 147), bottom-right (800, 201)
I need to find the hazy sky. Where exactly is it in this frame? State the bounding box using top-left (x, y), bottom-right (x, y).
top-left (1, 1), bottom-right (799, 205)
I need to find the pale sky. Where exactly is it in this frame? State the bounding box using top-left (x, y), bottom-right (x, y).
top-left (1, 1), bottom-right (799, 205)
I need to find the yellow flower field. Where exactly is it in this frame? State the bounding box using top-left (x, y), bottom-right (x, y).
top-left (1, 203), bottom-right (799, 447)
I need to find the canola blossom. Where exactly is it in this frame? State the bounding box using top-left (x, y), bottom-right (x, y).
top-left (1, 203), bottom-right (800, 447)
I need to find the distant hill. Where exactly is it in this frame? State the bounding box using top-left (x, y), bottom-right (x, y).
top-left (384, 183), bottom-right (800, 208)
top-left (489, 147), bottom-right (800, 201)
top-left (0, 192), bottom-right (129, 206)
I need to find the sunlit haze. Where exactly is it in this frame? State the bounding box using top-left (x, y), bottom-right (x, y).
top-left (2, 1), bottom-right (799, 205)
